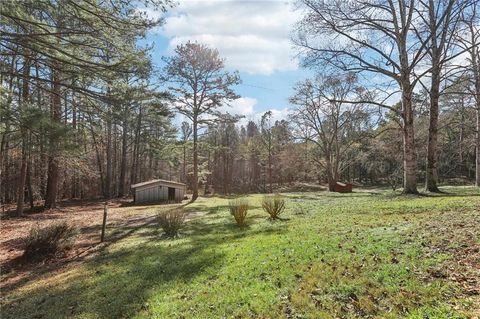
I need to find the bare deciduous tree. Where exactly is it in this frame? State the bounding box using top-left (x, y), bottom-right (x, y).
top-left (291, 73), bottom-right (370, 191)
top-left (295, 0), bottom-right (430, 193)
top-left (456, 3), bottom-right (480, 186)
top-left (417, 0), bottom-right (471, 192)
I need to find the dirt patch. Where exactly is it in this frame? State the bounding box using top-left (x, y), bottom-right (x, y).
top-left (0, 198), bottom-right (189, 292)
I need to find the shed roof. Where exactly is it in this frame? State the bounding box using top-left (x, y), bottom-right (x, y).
top-left (131, 179), bottom-right (186, 189)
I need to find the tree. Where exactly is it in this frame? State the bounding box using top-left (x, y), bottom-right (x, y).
top-left (15, 55), bottom-right (31, 215)
top-left (162, 42), bottom-right (241, 202)
top-left (0, 0), bottom-right (171, 210)
top-left (456, 2), bottom-right (480, 186)
top-left (245, 121), bottom-right (262, 191)
top-left (180, 121), bottom-right (192, 184)
top-left (417, 0), bottom-right (471, 192)
top-left (440, 77), bottom-right (476, 179)
top-left (295, 0), bottom-right (430, 193)
top-left (291, 73), bottom-right (371, 191)
top-left (204, 121), bottom-right (239, 194)
top-left (259, 111), bottom-right (275, 193)
top-left (271, 119), bottom-right (292, 186)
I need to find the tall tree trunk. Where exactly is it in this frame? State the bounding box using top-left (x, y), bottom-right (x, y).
top-left (304, 140), bottom-right (308, 181)
top-left (16, 57), bottom-right (31, 215)
top-left (459, 99), bottom-right (464, 174)
top-left (112, 124), bottom-right (118, 195)
top-left (223, 151), bottom-right (227, 194)
top-left (26, 161), bottom-right (34, 210)
top-left (191, 119), bottom-right (199, 201)
top-left (268, 147), bottom-right (273, 193)
top-left (1, 52), bottom-right (16, 206)
top-left (474, 49), bottom-right (480, 187)
top-left (327, 172), bottom-right (336, 191)
top-left (476, 102), bottom-right (480, 187)
top-left (118, 116), bottom-right (128, 197)
top-left (105, 107), bottom-right (112, 199)
top-left (44, 65), bottom-right (61, 209)
top-left (424, 0), bottom-right (451, 192)
top-left (16, 144), bottom-right (28, 215)
top-left (425, 63), bottom-right (440, 192)
top-left (183, 144), bottom-right (187, 183)
top-left (0, 129), bottom-right (7, 206)
top-left (71, 96), bottom-right (77, 198)
top-left (87, 115), bottom-right (105, 196)
top-left (130, 106), bottom-right (142, 185)
top-left (326, 154), bottom-right (336, 192)
top-left (402, 86), bottom-right (418, 194)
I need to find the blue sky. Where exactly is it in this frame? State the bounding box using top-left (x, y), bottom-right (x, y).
top-left (141, 0), bottom-right (311, 124)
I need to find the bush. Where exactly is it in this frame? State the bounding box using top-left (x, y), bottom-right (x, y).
top-left (228, 198), bottom-right (249, 226)
top-left (262, 194), bottom-right (286, 219)
top-left (157, 209), bottom-right (186, 238)
top-left (23, 221), bottom-right (78, 261)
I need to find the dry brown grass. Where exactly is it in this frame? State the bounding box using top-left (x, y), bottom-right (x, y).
top-left (23, 221), bottom-right (78, 261)
top-left (261, 194), bottom-right (286, 219)
top-left (157, 209), bottom-right (186, 238)
top-left (228, 199), bottom-right (249, 226)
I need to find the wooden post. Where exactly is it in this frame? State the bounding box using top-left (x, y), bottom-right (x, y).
top-left (101, 202), bottom-right (108, 242)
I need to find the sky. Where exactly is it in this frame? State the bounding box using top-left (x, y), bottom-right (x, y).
top-left (138, 0), bottom-right (479, 129)
top-left (141, 0), bottom-right (311, 125)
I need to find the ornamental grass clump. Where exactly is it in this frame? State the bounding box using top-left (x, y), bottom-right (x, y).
top-left (228, 198), bottom-right (249, 226)
top-left (23, 221), bottom-right (78, 261)
top-left (262, 194), bottom-right (286, 219)
top-left (157, 209), bottom-right (186, 238)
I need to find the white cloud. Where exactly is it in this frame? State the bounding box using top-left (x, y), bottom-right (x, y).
top-left (269, 107), bottom-right (290, 122)
top-left (155, 0), bottom-right (300, 75)
top-left (226, 97), bottom-right (289, 127)
top-left (226, 97), bottom-right (257, 116)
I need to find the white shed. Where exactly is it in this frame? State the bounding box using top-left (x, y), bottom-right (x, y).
top-left (131, 179), bottom-right (186, 204)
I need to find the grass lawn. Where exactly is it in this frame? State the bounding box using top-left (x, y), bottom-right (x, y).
top-left (1, 187), bottom-right (479, 319)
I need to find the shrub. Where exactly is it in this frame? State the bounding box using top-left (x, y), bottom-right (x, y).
top-left (23, 221), bottom-right (78, 261)
top-left (262, 194), bottom-right (286, 219)
top-left (228, 199), bottom-right (249, 226)
top-left (157, 209), bottom-right (186, 238)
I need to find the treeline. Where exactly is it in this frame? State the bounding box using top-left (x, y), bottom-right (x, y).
top-left (293, 0), bottom-right (480, 193)
top-left (1, 0), bottom-right (479, 214)
top-left (0, 0), bottom-right (175, 214)
top-left (193, 93), bottom-right (477, 194)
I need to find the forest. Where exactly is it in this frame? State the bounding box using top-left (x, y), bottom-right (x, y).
top-left (1, 0), bottom-right (479, 213)
top-left (1, 1), bottom-right (480, 318)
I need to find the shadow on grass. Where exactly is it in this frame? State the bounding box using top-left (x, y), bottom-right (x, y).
top-left (2, 242), bottom-right (223, 319)
top-left (1, 207), bottom-right (288, 319)
top-left (0, 213), bottom-right (161, 294)
top-left (1, 202), bottom-right (198, 292)
top-left (418, 191), bottom-right (480, 197)
top-left (381, 188), bottom-right (480, 199)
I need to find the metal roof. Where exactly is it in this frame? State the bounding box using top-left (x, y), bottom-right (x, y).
top-left (131, 179), bottom-right (186, 189)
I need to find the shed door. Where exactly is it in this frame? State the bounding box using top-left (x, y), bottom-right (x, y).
top-left (168, 187), bottom-right (175, 201)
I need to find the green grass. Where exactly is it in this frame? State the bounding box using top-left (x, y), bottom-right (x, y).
top-left (2, 187), bottom-right (480, 319)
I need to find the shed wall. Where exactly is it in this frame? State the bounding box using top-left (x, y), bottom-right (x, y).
top-left (134, 184), bottom-right (185, 203)
top-left (175, 188), bottom-right (184, 201)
